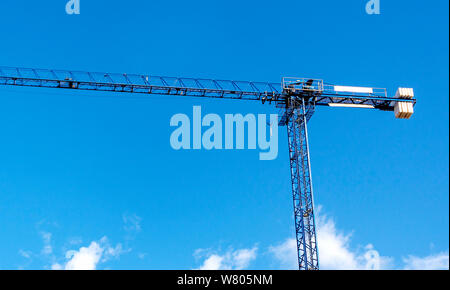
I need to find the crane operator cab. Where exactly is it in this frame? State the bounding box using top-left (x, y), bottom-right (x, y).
top-left (282, 78), bottom-right (324, 96)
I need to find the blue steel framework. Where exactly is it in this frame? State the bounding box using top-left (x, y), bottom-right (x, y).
top-left (286, 98), bottom-right (319, 270)
top-left (0, 67), bottom-right (416, 270)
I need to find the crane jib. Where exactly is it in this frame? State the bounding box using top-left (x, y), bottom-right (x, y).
top-left (0, 66), bottom-right (415, 112)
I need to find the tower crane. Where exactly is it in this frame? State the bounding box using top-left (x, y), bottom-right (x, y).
top-left (0, 66), bottom-right (416, 270)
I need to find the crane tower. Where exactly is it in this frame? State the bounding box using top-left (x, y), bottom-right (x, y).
top-left (0, 67), bottom-right (416, 270)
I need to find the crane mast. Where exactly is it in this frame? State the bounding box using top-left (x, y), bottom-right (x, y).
top-left (0, 66), bottom-right (416, 270)
top-left (286, 98), bottom-right (318, 270)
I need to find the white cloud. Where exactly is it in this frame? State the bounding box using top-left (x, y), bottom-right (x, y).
top-left (18, 216), bottom-right (139, 270)
top-left (52, 237), bottom-right (125, 270)
top-left (64, 241), bottom-right (104, 270)
top-left (232, 248), bottom-right (258, 270)
top-left (68, 237), bottom-right (83, 245)
top-left (137, 253), bottom-right (148, 260)
top-left (40, 232), bottom-right (53, 255)
top-left (269, 208), bottom-right (391, 270)
top-left (314, 210), bottom-right (391, 270)
top-left (19, 249), bottom-right (32, 259)
top-left (51, 263), bottom-right (63, 270)
top-left (403, 252), bottom-right (449, 270)
top-left (268, 207), bottom-right (450, 270)
top-left (123, 213), bottom-right (142, 233)
top-left (198, 255), bottom-right (224, 270)
top-left (195, 247), bottom-right (258, 270)
top-left (268, 239), bottom-right (297, 269)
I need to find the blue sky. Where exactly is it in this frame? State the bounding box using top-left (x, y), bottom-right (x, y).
top-left (0, 0), bottom-right (448, 270)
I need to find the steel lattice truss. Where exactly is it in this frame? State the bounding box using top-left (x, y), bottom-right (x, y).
top-left (0, 66), bottom-right (416, 270)
top-left (287, 98), bottom-right (319, 270)
top-left (0, 67), bottom-right (414, 110)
